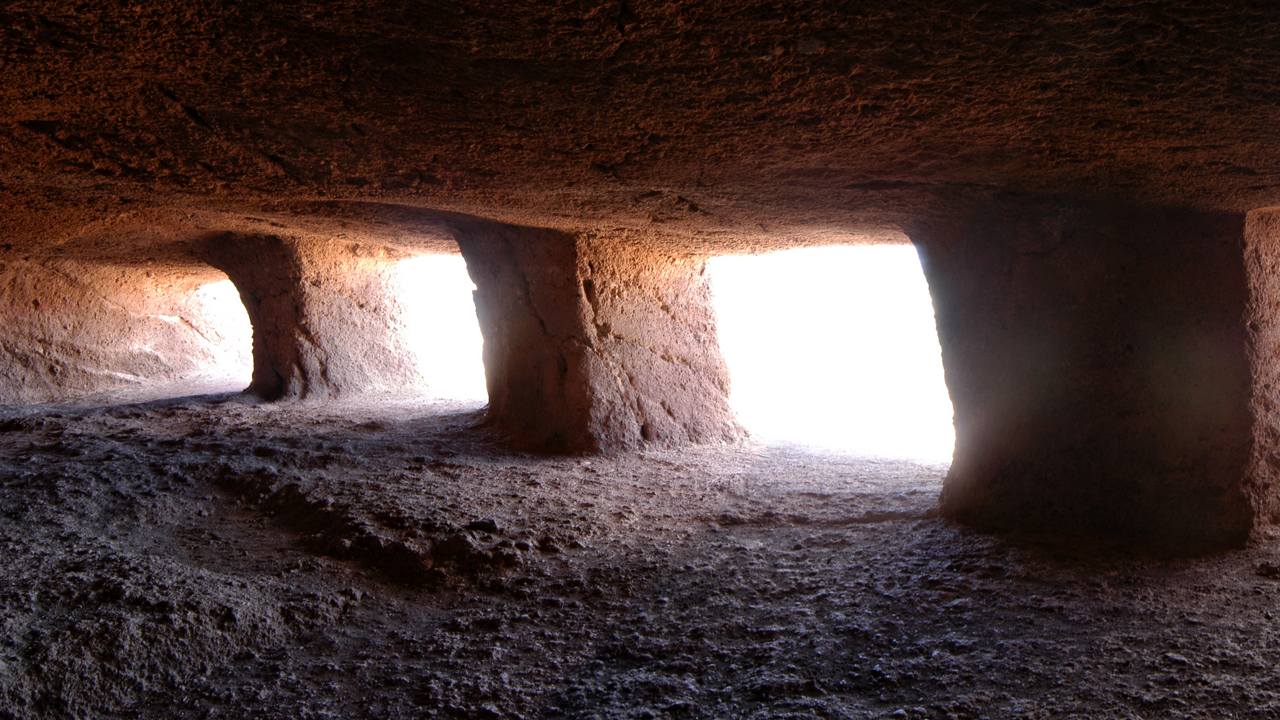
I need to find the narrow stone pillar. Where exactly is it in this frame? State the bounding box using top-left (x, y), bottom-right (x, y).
top-left (456, 224), bottom-right (741, 452)
top-left (1244, 209), bottom-right (1280, 527)
top-left (207, 233), bottom-right (418, 400)
top-left (910, 198), bottom-right (1265, 551)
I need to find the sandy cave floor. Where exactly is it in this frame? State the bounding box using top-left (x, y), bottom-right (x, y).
top-left (3, 393), bottom-right (1280, 718)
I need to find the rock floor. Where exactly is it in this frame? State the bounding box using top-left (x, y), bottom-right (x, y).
top-left (3, 392), bottom-right (1280, 718)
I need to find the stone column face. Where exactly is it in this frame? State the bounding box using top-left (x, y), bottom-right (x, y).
top-left (576, 237), bottom-right (742, 450)
top-left (910, 199), bottom-right (1256, 551)
top-left (455, 225), bottom-right (594, 450)
top-left (456, 225), bottom-right (741, 452)
top-left (1245, 209), bottom-right (1280, 527)
top-left (207, 233), bottom-right (419, 400)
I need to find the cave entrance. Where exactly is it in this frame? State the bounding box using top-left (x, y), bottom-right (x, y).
top-left (392, 253), bottom-right (487, 403)
top-left (184, 272), bottom-right (254, 393)
top-left (708, 244), bottom-right (954, 462)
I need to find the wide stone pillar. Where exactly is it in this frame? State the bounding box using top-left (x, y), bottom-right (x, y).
top-left (207, 233), bottom-right (418, 400)
top-left (909, 198), bottom-right (1276, 551)
top-left (456, 224), bottom-right (741, 452)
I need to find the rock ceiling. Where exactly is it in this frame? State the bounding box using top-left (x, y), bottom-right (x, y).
top-left (2, 1), bottom-right (1278, 255)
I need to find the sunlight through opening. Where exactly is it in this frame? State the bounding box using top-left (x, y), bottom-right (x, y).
top-left (393, 254), bottom-right (488, 402)
top-left (190, 278), bottom-right (253, 385)
top-left (709, 245), bottom-right (955, 463)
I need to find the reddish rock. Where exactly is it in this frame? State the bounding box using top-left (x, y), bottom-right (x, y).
top-left (206, 232), bottom-right (420, 400)
top-left (911, 197), bottom-right (1261, 550)
top-left (0, 257), bottom-right (247, 404)
top-left (1244, 209), bottom-right (1280, 527)
top-left (458, 224), bottom-right (741, 452)
top-left (2, 3), bottom-right (1280, 552)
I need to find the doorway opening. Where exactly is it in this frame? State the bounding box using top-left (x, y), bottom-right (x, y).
top-left (56, 265), bottom-right (254, 404)
top-left (391, 253), bottom-right (488, 402)
top-left (184, 275), bottom-right (254, 392)
top-left (708, 245), bottom-right (954, 463)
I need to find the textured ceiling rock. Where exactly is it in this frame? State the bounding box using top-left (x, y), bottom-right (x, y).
top-left (2, 1), bottom-right (1279, 254)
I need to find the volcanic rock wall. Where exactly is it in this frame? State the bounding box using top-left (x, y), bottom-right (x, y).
top-left (911, 198), bottom-right (1264, 550)
top-left (206, 233), bottom-right (420, 400)
top-left (1245, 209), bottom-right (1280, 528)
top-left (457, 224), bottom-right (741, 452)
top-left (0, 257), bottom-right (248, 404)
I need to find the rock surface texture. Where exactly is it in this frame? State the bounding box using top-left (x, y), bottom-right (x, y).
top-left (10, 3), bottom-right (1280, 716)
top-left (458, 224), bottom-right (741, 452)
top-left (3, 2), bottom-right (1280, 241)
top-left (2, 2), bottom-right (1280, 546)
top-left (1245, 209), bottom-right (1280, 528)
top-left (13, 396), bottom-right (1280, 719)
top-left (0, 257), bottom-right (247, 403)
top-left (910, 198), bottom-right (1274, 550)
top-left (206, 233), bottom-right (419, 400)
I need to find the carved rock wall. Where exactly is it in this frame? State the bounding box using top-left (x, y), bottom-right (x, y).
top-left (0, 257), bottom-right (247, 404)
top-left (1244, 209), bottom-right (1280, 528)
top-left (206, 233), bottom-right (420, 400)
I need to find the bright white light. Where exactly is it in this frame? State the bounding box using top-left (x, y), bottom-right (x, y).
top-left (191, 279), bottom-right (253, 382)
top-left (393, 254), bottom-right (488, 401)
top-left (709, 245), bottom-right (955, 463)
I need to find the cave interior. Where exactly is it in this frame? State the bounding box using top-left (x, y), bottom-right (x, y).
top-left (5, 2), bottom-right (1280, 717)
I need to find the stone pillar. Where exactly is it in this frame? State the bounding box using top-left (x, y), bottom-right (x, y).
top-left (456, 224), bottom-right (741, 452)
top-left (1245, 209), bottom-right (1280, 528)
top-left (207, 233), bottom-right (419, 400)
top-left (910, 197), bottom-right (1266, 551)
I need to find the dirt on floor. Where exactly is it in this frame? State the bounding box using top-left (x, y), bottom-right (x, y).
top-left (2, 391), bottom-right (1280, 719)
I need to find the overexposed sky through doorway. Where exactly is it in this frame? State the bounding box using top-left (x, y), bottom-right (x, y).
top-left (393, 254), bottom-right (488, 402)
top-left (190, 278), bottom-right (253, 385)
top-left (708, 245), bottom-right (955, 463)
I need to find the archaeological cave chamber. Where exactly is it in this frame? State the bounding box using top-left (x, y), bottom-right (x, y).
top-left (6, 2), bottom-right (1280, 716)
top-left (13, 202), bottom-right (1280, 551)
